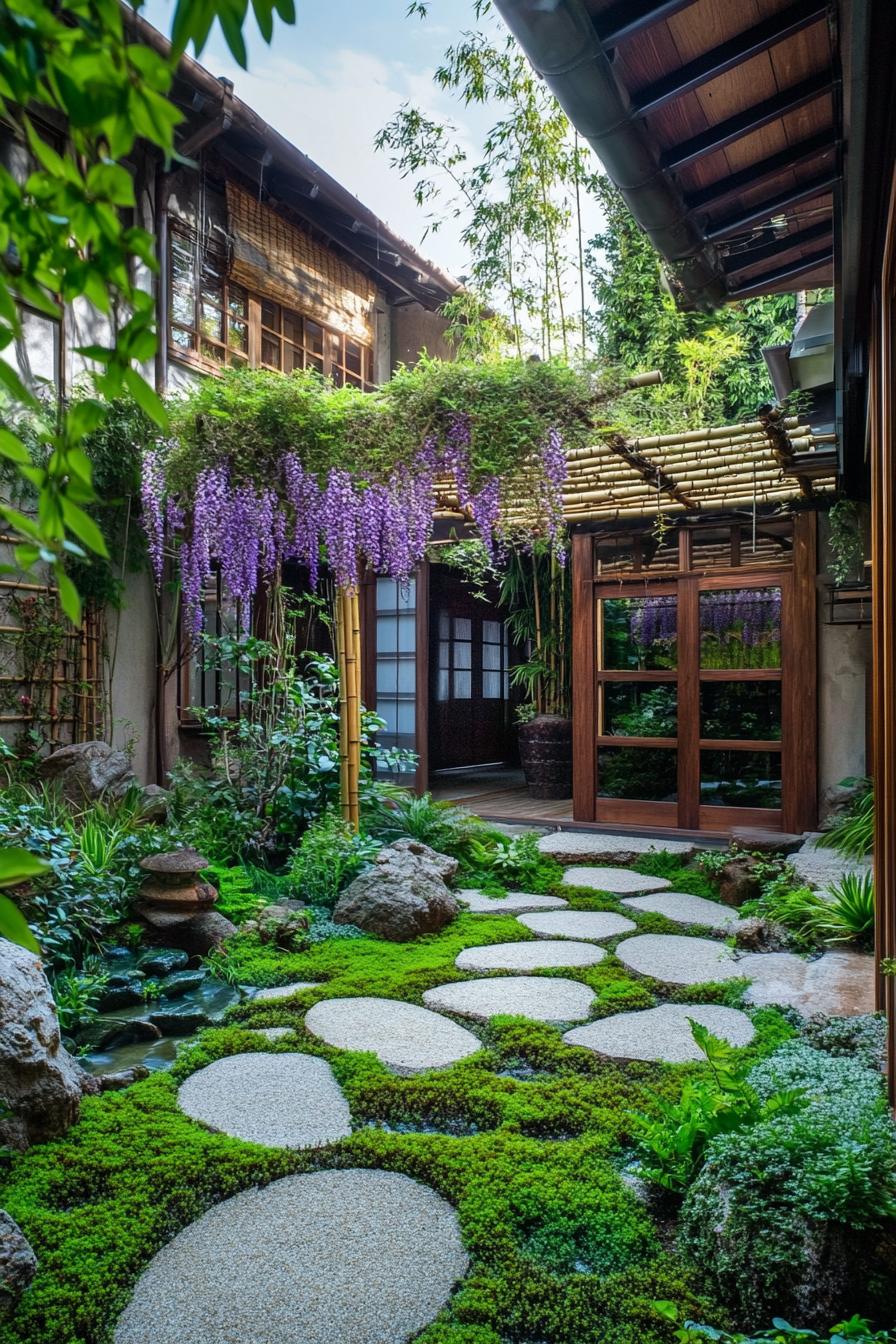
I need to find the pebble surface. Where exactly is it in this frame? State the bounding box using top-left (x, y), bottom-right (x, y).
top-left (621, 891), bottom-right (744, 930)
top-left (561, 866), bottom-right (673, 894)
top-left (423, 975), bottom-right (595, 1023)
top-left (114, 1169), bottom-right (468, 1344)
top-left (516, 910), bottom-right (636, 942)
top-left (304, 996), bottom-right (482, 1075)
top-left (455, 939), bottom-right (606, 973)
top-left (177, 1052), bottom-right (351, 1149)
top-left (252, 981), bottom-right (320, 1001)
top-left (539, 832), bottom-right (694, 863)
top-left (457, 890), bottom-right (569, 914)
top-left (615, 933), bottom-right (743, 984)
top-left (563, 1003), bottom-right (755, 1062)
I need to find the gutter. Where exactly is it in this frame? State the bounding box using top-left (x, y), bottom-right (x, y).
top-left (124, 8), bottom-right (460, 306)
top-left (492, 0), bottom-right (729, 310)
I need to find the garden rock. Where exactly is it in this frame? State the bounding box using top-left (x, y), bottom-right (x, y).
top-left (517, 910), bottom-right (636, 941)
top-left (455, 939), bottom-right (605, 972)
top-left (457, 890), bottom-right (569, 914)
top-left (148, 1009), bottom-right (209, 1037)
top-left (139, 784), bottom-right (170, 821)
top-left (304, 996), bottom-right (481, 1074)
top-left (333, 839), bottom-right (459, 941)
top-left (621, 891), bottom-right (744, 931)
top-left (563, 1003), bottom-right (755, 1063)
top-left (742, 949), bottom-right (875, 1017)
top-left (159, 970), bottom-right (206, 1000)
top-left (97, 980), bottom-right (146, 1012)
top-left (114, 1169), bottom-right (468, 1344)
top-left (0, 938), bottom-right (97, 1149)
top-left (0, 1211), bottom-right (37, 1319)
top-left (539, 831), bottom-right (694, 865)
top-left (241, 903), bottom-right (309, 947)
top-left (717, 855), bottom-right (763, 906)
top-left (615, 933), bottom-right (743, 985)
top-left (37, 739), bottom-right (135, 804)
top-left (729, 827), bottom-right (804, 855)
top-left (733, 915), bottom-right (791, 951)
top-left (95, 1065), bottom-right (150, 1091)
top-left (138, 948), bottom-right (189, 977)
top-left (141, 910), bottom-right (237, 957)
top-left (177, 1052), bottom-right (351, 1148)
top-left (423, 975), bottom-right (595, 1023)
top-left (76, 1016), bottom-right (162, 1052)
top-left (560, 866), bottom-right (672, 894)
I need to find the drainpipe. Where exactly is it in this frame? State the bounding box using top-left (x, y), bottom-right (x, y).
top-left (492, 0), bottom-right (729, 311)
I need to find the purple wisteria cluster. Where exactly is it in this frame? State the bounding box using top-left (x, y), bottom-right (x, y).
top-left (629, 595), bottom-right (677, 648)
top-left (699, 587), bottom-right (781, 648)
top-left (141, 410), bottom-right (568, 638)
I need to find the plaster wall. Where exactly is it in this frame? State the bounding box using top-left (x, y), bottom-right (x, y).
top-left (390, 302), bottom-right (454, 369)
top-left (816, 511), bottom-right (871, 813)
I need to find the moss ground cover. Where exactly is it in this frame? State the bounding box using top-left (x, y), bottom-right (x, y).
top-left (1, 856), bottom-right (799, 1344)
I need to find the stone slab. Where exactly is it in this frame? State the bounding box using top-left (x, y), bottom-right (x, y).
top-left (252, 982), bottom-right (319, 1001)
top-left (615, 933), bottom-right (743, 984)
top-left (790, 835), bottom-right (873, 890)
top-left (561, 866), bottom-right (673, 894)
top-left (730, 827), bottom-right (805, 855)
top-left (517, 910), bottom-right (636, 941)
top-left (423, 975), bottom-right (595, 1023)
top-left (563, 1003), bottom-right (755, 1063)
top-left (539, 831), bottom-right (694, 865)
top-left (455, 940), bottom-right (606, 973)
top-left (303, 997), bottom-right (481, 1075)
top-left (457, 890), bottom-right (569, 914)
top-left (742, 949), bottom-right (875, 1017)
top-left (621, 891), bottom-right (744, 931)
top-left (177, 1052), bottom-right (351, 1149)
top-left (115, 1169), bottom-right (468, 1344)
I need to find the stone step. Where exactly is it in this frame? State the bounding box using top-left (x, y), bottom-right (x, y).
top-left (455, 939), bottom-right (606, 973)
top-left (424, 975), bottom-right (595, 1023)
top-left (560, 866), bottom-right (673, 894)
top-left (516, 910), bottom-right (636, 941)
top-left (303, 996), bottom-right (481, 1075)
top-left (456, 890), bottom-right (569, 914)
top-left (539, 831), bottom-right (695, 865)
top-left (621, 891), bottom-right (744, 931)
top-left (563, 1003), bottom-right (755, 1063)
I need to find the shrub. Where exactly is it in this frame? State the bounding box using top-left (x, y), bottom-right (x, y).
top-left (823, 781), bottom-right (874, 860)
top-left (209, 865), bottom-right (265, 925)
top-left (366, 790), bottom-right (492, 863)
top-left (656, 1302), bottom-right (895, 1342)
top-left (288, 811), bottom-right (381, 910)
top-left (799, 1013), bottom-right (886, 1070)
top-left (757, 872), bottom-right (874, 945)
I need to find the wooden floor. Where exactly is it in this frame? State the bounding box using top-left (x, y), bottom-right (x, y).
top-left (435, 784), bottom-right (575, 824)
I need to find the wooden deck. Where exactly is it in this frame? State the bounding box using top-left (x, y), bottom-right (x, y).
top-left (434, 784), bottom-right (574, 824)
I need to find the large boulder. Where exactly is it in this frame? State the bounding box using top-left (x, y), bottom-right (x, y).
top-left (0, 938), bottom-right (97, 1150)
top-left (333, 839), bottom-right (459, 942)
top-left (37, 740), bottom-right (135, 805)
top-left (0, 1211), bottom-right (37, 1319)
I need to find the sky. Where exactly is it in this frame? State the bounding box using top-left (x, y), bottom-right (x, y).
top-left (140, 0), bottom-right (605, 292)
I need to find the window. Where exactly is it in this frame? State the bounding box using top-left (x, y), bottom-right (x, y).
top-left (169, 225), bottom-right (373, 385)
top-left (178, 567), bottom-right (252, 722)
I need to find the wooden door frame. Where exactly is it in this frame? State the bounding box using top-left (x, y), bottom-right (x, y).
top-left (571, 517), bottom-right (818, 834)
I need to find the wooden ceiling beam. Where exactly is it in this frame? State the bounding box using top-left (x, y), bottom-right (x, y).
top-left (721, 218), bottom-right (833, 273)
top-left (706, 170), bottom-right (838, 241)
top-left (595, 0), bottom-right (698, 48)
top-left (686, 130), bottom-right (835, 213)
top-left (727, 247), bottom-right (834, 298)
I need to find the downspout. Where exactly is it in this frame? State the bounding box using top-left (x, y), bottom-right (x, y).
top-left (492, 0), bottom-right (729, 310)
top-left (151, 81), bottom-right (233, 783)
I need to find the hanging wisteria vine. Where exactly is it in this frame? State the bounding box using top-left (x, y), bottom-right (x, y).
top-left (139, 359), bottom-right (587, 637)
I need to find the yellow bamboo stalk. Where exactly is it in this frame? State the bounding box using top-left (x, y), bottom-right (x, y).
top-left (346, 585), bottom-right (362, 830)
top-left (334, 586), bottom-right (351, 824)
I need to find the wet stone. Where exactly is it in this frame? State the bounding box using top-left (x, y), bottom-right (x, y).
top-left (160, 970), bottom-right (207, 1000)
top-left (138, 948), bottom-right (189, 977)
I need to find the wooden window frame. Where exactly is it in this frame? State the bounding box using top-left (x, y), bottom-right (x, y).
top-left (168, 221), bottom-right (374, 386)
top-left (572, 516), bottom-right (817, 834)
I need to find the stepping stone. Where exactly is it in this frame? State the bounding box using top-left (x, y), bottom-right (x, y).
top-left (457, 889), bottom-right (569, 914)
top-left (615, 934), bottom-right (743, 984)
top-left (517, 910), bottom-right (635, 941)
top-left (252, 981), bottom-right (319, 1001)
top-left (423, 975), bottom-right (595, 1023)
top-left (114, 1168), bottom-right (468, 1344)
top-left (561, 866), bottom-right (672, 894)
top-left (621, 891), bottom-right (744, 931)
top-left (563, 1003), bottom-right (755, 1063)
top-left (455, 940), bottom-right (605, 973)
top-left (304, 996), bottom-right (481, 1075)
top-left (177, 1053), bottom-right (351, 1149)
top-left (539, 831), bottom-right (694, 865)
top-left (741, 948), bottom-right (875, 1017)
top-left (790, 836), bottom-right (872, 890)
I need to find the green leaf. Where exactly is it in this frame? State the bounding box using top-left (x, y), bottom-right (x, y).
top-left (60, 498), bottom-right (108, 557)
top-left (123, 368), bottom-right (168, 428)
top-left (56, 569), bottom-right (82, 626)
top-left (0, 428), bottom-right (30, 465)
top-left (0, 892), bottom-right (40, 954)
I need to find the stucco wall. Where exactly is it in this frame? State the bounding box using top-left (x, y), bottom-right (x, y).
top-left (390, 302), bottom-right (454, 369)
top-left (105, 572), bottom-right (158, 783)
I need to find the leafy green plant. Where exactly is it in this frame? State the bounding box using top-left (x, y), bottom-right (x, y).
top-left (289, 811), bottom-right (381, 911)
top-left (757, 872), bottom-right (873, 945)
top-left (824, 782), bottom-right (874, 860)
top-left (827, 500), bottom-right (866, 586)
top-left (634, 1022), bottom-right (804, 1193)
top-left (49, 958), bottom-right (109, 1035)
top-left (365, 790), bottom-right (490, 863)
top-left (208, 866), bottom-right (265, 926)
top-left (655, 1302), bottom-right (895, 1343)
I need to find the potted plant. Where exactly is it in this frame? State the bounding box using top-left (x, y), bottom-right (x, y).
top-left (503, 544), bottom-right (572, 799)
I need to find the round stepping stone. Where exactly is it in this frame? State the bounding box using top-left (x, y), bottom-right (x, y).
top-left (615, 933), bottom-right (742, 985)
top-left (561, 866), bottom-right (672, 894)
top-left (304, 996), bottom-right (481, 1075)
top-left (457, 889), bottom-right (569, 914)
top-left (115, 1169), bottom-right (468, 1344)
top-left (563, 1003), bottom-right (755, 1062)
top-left (539, 831), bottom-right (694, 864)
top-left (455, 939), bottom-right (605, 972)
top-left (252, 981), bottom-right (319, 1001)
top-left (177, 1053), bottom-right (351, 1149)
top-left (621, 891), bottom-right (743, 930)
top-left (423, 975), bottom-right (595, 1023)
top-left (517, 910), bottom-right (635, 941)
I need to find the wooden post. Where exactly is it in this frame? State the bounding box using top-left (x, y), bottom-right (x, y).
top-left (335, 583), bottom-right (362, 830)
top-left (335, 586), bottom-right (350, 825)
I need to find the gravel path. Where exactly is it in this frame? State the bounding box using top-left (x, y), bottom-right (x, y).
top-left (114, 1169), bottom-right (468, 1344)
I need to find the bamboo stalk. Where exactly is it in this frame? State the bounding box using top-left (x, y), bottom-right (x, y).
top-left (532, 551), bottom-right (543, 717)
top-left (334, 586), bottom-right (350, 824)
top-left (347, 585), bottom-right (362, 830)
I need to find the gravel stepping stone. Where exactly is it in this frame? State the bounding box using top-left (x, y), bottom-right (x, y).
top-left (115, 1168), bottom-right (468, 1344)
top-left (540, 831), bottom-right (694, 864)
top-left (615, 933), bottom-right (743, 984)
top-left (177, 1053), bottom-right (351, 1149)
top-left (423, 975), bottom-right (595, 1023)
top-left (304, 996), bottom-right (481, 1075)
top-left (561, 866), bottom-right (672, 894)
top-left (790, 835), bottom-right (872, 889)
top-left (455, 939), bottom-right (606, 972)
top-left (563, 1003), bottom-right (755, 1062)
top-left (517, 910), bottom-right (635, 941)
top-left (252, 981), bottom-right (319, 1001)
top-left (457, 889), bottom-right (569, 914)
top-left (621, 891), bottom-right (744, 931)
